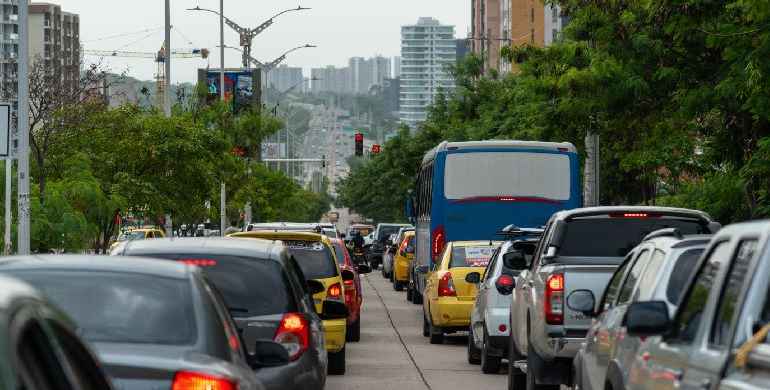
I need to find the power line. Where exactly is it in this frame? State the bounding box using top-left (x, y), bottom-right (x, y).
top-left (116, 29), bottom-right (162, 51)
top-left (172, 26), bottom-right (195, 46)
top-left (82, 27), bottom-right (163, 43)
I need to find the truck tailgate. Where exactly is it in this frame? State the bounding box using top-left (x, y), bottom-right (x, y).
top-left (561, 262), bottom-right (620, 334)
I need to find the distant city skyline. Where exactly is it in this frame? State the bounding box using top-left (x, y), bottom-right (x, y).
top-left (51, 0), bottom-right (470, 83)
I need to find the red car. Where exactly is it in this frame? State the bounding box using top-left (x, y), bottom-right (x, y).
top-left (331, 238), bottom-right (371, 342)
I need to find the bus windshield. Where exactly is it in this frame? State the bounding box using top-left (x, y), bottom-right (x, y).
top-left (444, 152), bottom-right (571, 201)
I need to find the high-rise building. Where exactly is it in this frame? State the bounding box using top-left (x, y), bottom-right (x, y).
top-left (393, 56), bottom-right (401, 78)
top-left (382, 77), bottom-right (400, 113)
top-left (371, 55), bottom-right (391, 91)
top-left (544, 4), bottom-right (568, 45)
top-left (498, 0), bottom-right (545, 72)
top-left (311, 65), bottom-right (352, 94)
top-left (399, 17), bottom-right (456, 129)
top-left (471, 0), bottom-right (501, 72)
top-left (266, 64), bottom-right (304, 93)
top-left (0, 2), bottom-right (80, 110)
top-left (456, 38), bottom-right (470, 63)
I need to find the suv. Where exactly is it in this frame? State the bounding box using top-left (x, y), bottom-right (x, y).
top-left (469, 226), bottom-right (543, 374)
top-left (368, 223), bottom-right (412, 270)
top-left (620, 220), bottom-right (770, 390)
top-left (571, 229), bottom-right (711, 390)
top-left (507, 206), bottom-right (720, 389)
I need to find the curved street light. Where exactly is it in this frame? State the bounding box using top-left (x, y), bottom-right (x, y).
top-left (187, 5), bottom-right (310, 68)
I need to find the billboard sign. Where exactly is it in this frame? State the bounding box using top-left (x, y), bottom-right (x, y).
top-left (198, 68), bottom-right (262, 113)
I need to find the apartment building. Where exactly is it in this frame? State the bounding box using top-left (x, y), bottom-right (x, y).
top-left (311, 65), bottom-right (352, 94)
top-left (498, 0), bottom-right (545, 72)
top-left (266, 64), bottom-right (304, 93)
top-left (399, 17), bottom-right (456, 129)
top-left (470, 0), bottom-right (501, 72)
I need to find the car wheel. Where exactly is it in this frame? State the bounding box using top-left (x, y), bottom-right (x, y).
top-left (412, 285), bottom-right (423, 305)
top-left (428, 314), bottom-right (444, 345)
top-left (346, 318), bottom-right (361, 342)
top-left (422, 313), bottom-right (430, 337)
top-left (389, 270), bottom-right (395, 283)
top-left (508, 327), bottom-right (526, 390)
top-left (327, 347), bottom-right (346, 375)
top-left (467, 326), bottom-right (481, 365)
top-left (393, 279), bottom-right (404, 292)
top-left (481, 328), bottom-right (501, 374)
top-left (406, 285), bottom-right (414, 302)
top-left (526, 343), bottom-right (558, 390)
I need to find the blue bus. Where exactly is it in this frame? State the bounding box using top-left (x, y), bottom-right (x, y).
top-left (409, 141), bottom-right (582, 301)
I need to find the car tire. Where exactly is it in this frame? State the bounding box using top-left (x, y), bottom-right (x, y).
top-left (467, 326), bottom-right (481, 365)
top-left (406, 285), bottom-right (414, 302)
top-left (481, 328), bottom-right (501, 374)
top-left (346, 318), bottom-right (361, 342)
top-left (393, 279), bottom-right (404, 292)
top-left (389, 270), bottom-right (395, 283)
top-left (508, 327), bottom-right (526, 390)
top-left (428, 314), bottom-right (444, 345)
top-left (422, 313), bottom-right (430, 337)
top-left (412, 285), bottom-right (423, 305)
top-left (328, 347), bottom-right (346, 375)
top-left (526, 343), bottom-right (559, 390)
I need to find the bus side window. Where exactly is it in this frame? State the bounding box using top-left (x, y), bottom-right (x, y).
top-left (427, 163), bottom-right (433, 215)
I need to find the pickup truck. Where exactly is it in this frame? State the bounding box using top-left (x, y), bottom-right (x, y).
top-left (618, 219), bottom-right (770, 390)
top-left (507, 206), bottom-right (720, 389)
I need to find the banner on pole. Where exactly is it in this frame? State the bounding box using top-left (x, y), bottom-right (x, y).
top-left (0, 104), bottom-right (9, 157)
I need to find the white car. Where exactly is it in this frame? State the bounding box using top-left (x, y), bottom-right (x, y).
top-left (468, 227), bottom-right (543, 374)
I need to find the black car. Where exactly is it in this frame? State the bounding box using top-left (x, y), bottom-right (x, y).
top-left (0, 255), bottom-right (272, 390)
top-left (0, 274), bottom-right (114, 390)
top-left (113, 237), bottom-right (345, 390)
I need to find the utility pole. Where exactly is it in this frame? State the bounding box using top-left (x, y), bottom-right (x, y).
top-left (583, 125), bottom-right (600, 207)
top-left (219, 0), bottom-right (226, 237)
top-left (4, 159), bottom-right (11, 255)
top-left (164, 0), bottom-right (172, 117)
top-left (17, 0), bottom-right (30, 254)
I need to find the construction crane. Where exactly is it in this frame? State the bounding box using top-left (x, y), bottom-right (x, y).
top-left (83, 46), bottom-right (209, 111)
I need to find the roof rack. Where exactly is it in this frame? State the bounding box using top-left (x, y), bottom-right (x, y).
top-left (643, 228), bottom-right (684, 242)
top-left (496, 224), bottom-right (544, 238)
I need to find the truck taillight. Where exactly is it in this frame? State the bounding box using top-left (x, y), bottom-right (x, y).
top-left (545, 274), bottom-right (564, 325)
top-left (274, 313), bottom-right (309, 361)
top-left (438, 272), bottom-right (456, 297)
top-left (431, 225), bottom-right (446, 262)
top-left (172, 371), bottom-right (236, 390)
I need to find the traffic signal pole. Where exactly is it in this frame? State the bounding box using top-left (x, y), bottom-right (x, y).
top-left (219, 0), bottom-right (227, 237)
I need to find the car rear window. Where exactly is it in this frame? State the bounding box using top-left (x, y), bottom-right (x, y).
top-left (283, 240), bottom-right (339, 279)
top-left (560, 218), bottom-right (710, 258)
top-left (9, 271), bottom-right (196, 345)
top-left (378, 226), bottom-right (403, 240)
top-left (666, 248), bottom-right (706, 304)
top-left (450, 245), bottom-right (497, 267)
top-left (332, 242), bottom-right (347, 265)
top-left (144, 254), bottom-right (298, 318)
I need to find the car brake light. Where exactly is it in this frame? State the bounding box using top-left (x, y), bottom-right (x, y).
top-left (438, 272), bottom-right (456, 297)
top-left (274, 313), bottom-right (309, 361)
top-left (545, 274), bottom-right (564, 325)
top-left (171, 371), bottom-right (236, 390)
top-left (399, 237), bottom-right (409, 254)
top-left (495, 274), bottom-right (515, 295)
top-left (431, 225), bottom-right (446, 262)
top-left (327, 282), bottom-right (343, 301)
top-left (178, 259), bottom-right (217, 267)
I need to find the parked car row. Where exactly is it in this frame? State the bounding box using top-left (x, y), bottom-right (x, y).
top-left (0, 221), bottom-right (372, 390)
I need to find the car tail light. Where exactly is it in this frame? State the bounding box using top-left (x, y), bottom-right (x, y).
top-left (545, 274), bottom-right (564, 325)
top-left (178, 259), bottom-right (218, 267)
top-left (327, 282), bottom-right (343, 302)
top-left (399, 236), bottom-right (409, 254)
top-left (495, 274), bottom-right (515, 295)
top-left (499, 324), bottom-right (507, 333)
top-left (274, 313), bottom-right (309, 361)
top-left (172, 371), bottom-right (236, 390)
top-left (431, 225), bottom-right (446, 262)
top-left (438, 272), bottom-right (456, 297)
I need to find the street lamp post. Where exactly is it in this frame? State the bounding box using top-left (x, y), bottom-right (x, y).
top-left (17, 0), bottom-right (30, 254)
top-left (187, 5), bottom-right (310, 68)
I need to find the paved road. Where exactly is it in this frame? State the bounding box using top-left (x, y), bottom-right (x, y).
top-left (327, 273), bottom-right (507, 390)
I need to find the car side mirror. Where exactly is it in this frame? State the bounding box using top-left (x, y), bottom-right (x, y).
top-left (307, 280), bottom-right (325, 295)
top-left (405, 245), bottom-right (415, 254)
top-left (341, 270), bottom-right (355, 282)
top-left (503, 251), bottom-right (529, 270)
top-left (415, 265), bottom-right (429, 274)
top-left (567, 290), bottom-right (596, 317)
top-left (356, 264), bottom-right (372, 274)
top-left (625, 301), bottom-right (671, 337)
top-left (321, 300), bottom-right (349, 320)
top-left (248, 340), bottom-right (290, 368)
top-left (708, 221), bottom-right (722, 233)
top-left (465, 272), bottom-right (481, 284)
top-left (543, 246), bottom-right (558, 260)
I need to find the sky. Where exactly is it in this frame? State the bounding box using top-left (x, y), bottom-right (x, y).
top-left (57, 0), bottom-right (470, 83)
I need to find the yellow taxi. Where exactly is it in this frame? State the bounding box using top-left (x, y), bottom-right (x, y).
top-left (392, 231), bottom-right (416, 291)
top-left (109, 228), bottom-right (166, 252)
top-left (230, 230), bottom-right (348, 375)
top-left (422, 240), bottom-right (499, 344)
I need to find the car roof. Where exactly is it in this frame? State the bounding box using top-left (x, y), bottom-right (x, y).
top-left (642, 234), bottom-right (713, 250)
top-left (0, 275), bottom-right (44, 310)
top-left (422, 140), bottom-right (577, 164)
top-left (119, 237), bottom-right (285, 261)
top-left (450, 240), bottom-right (502, 247)
top-left (0, 255), bottom-right (192, 279)
top-left (231, 230), bottom-right (331, 244)
top-left (551, 206), bottom-right (713, 222)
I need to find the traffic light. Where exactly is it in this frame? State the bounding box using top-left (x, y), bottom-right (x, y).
top-left (372, 144), bottom-right (381, 154)
top-left (355, 132), bottom-right (364, 157)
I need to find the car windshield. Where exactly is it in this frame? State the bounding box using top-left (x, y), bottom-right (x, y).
top-left (450, 245), bottom-right (496, 267)
top-left (283, 240), bottom-right (339, 279)
top-left (139, 254), bottom-right (298, 318)
top-left (118, 231), bottom-right (146, 241)
top-left (559, 218), bottom-right (710, 258)
top-left (332, 242), bottom-right (348, 265)
top-left (9, 270), bottom-right (196, 345)
top-left (378, 226), bottom-right (403, 240)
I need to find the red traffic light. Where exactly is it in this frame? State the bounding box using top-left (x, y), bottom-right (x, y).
top-left (372, 144), bottom-right (381, 154)
top-left (355, 133), bottom-right (364, 142)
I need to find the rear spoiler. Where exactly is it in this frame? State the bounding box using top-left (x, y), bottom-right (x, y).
top-left (496, 224), bottom-right (544, 239)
